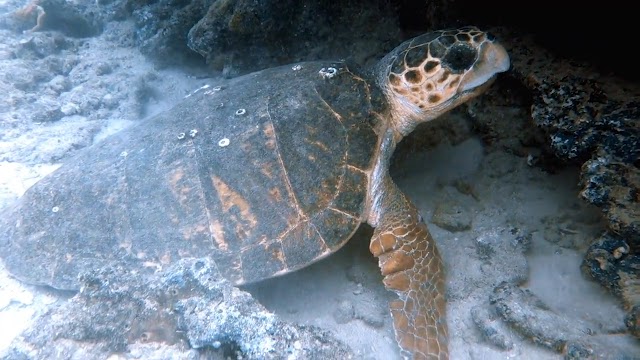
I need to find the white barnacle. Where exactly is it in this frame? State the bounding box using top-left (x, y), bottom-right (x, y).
top-left (177, 132), bottom-right (186, 140)
top-left (218, 138), bottom-right (230, 147)
top-left (292, 64), bottom-right (303, 71)
top-left (51, 206), bottom-right (59, 213)
top-left (235, 108), bottom-right (246, 116)
top-left (204, 85), bottom-right (224, 95)
top-left (319, 67), bottom-right (337, 79)
top-left (189, 129), bottom-right (198, 138)
top-left (185, 84), bottom-right (211, 98)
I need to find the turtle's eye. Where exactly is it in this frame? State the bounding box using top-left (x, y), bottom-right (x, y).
top-left (442, 43), bottom-right (477, 73)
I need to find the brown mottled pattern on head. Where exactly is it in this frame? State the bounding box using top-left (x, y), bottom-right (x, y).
top-left (380, 28), bottom-right (510, 132)
top-left (386, 28), bottom-right (488, 110)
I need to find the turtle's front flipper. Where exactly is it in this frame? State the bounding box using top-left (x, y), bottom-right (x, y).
top-left (370, 180), bottom-right (448, 360)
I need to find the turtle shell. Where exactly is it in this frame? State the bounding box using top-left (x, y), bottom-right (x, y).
top-left (0, 61), bottom-right (381, 290)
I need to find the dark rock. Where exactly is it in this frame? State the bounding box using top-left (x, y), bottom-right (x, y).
top-left (40, 0), bottom-right (104, 37)
top-left (581, 232), bottom-right (640, 338)
top-left (500, 30), bottom-right (640, 331)
top-left (131, 0), bottom-right (214, 68)
top-left (183, 0), bottom-right (399, 75)
top-left (531, 78), bottom-right (639, 164)
top-left (504, 31), bottom-right (640, 249)
top-left (580, 158), bottom-right (639, 244)
top-left (626, 306), bottom-right (640, 339)
top-left (128, 0), bottom-right (400, 73)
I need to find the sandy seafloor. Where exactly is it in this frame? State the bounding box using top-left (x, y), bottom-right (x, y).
top-left (1, 14), bottom-right (639, 360)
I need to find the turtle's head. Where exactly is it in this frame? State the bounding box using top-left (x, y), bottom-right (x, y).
top-left (376, 27), bottom-right (510, 136)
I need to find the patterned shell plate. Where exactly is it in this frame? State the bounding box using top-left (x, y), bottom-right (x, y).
top-left (0, 61), bottom-right (381, 290)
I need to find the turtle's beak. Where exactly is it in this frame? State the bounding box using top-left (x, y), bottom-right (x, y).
top-left (460, 41), bottom-right (510, 92)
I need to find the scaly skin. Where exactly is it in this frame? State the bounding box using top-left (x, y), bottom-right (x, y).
top-left (367, 28), bottom-right (510, 359)
top-left (370, 177), bottom-right (448, 360)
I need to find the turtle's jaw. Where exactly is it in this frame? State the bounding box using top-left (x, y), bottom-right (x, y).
top-left (459, 41), bottom-right (510, 92)
top-left (386, 72), bottom-right (500, 137)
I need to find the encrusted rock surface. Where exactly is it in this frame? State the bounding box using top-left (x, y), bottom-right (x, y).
top-left (581, 233), bottom-right (640, 339)
top-left (3, 258), bottom-right (353, 359)
top-left (503, 31), bottom-right (639, 246)
top-left (500, 29), bottom-right (640, 338)
top-left (133, 0), bottom-right (400, 75)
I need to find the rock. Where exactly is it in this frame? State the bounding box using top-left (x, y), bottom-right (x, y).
top-left (5, 258), bottom-right (353, 359)
top-left (504, 30), bottom-right (639, 248)
top-left (501, 29), bottom-right (640, 333)
top-left (124, 0), bottom-right (416, 73)
top-left (13, 32), bottom-right (69, 59)
top-left (431, 199), bottom-right (473, 232)
top-left (1, 60), bottom-right (52, 92)
top-left (488, 281), bottom-right (640, 358)
top-left (59, 102), bottom-right (79, 116)
top-left (470, 305), bottom-right (514, 350)
top-left (580, 157), bottom-right (639, 243)
top-left (491, 282), bottom-right (590, 354)
top-left (30, 95), bottom-right (63, 122)
top-left (131, 0), bottom-right (214, 68)
top-left (581, 232), bottom-right (640, 338)
top-left (44, 74), bottom-right (70, 94)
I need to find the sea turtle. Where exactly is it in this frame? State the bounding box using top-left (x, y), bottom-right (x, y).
top-left (0, 27), bottom-right (509, 359)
